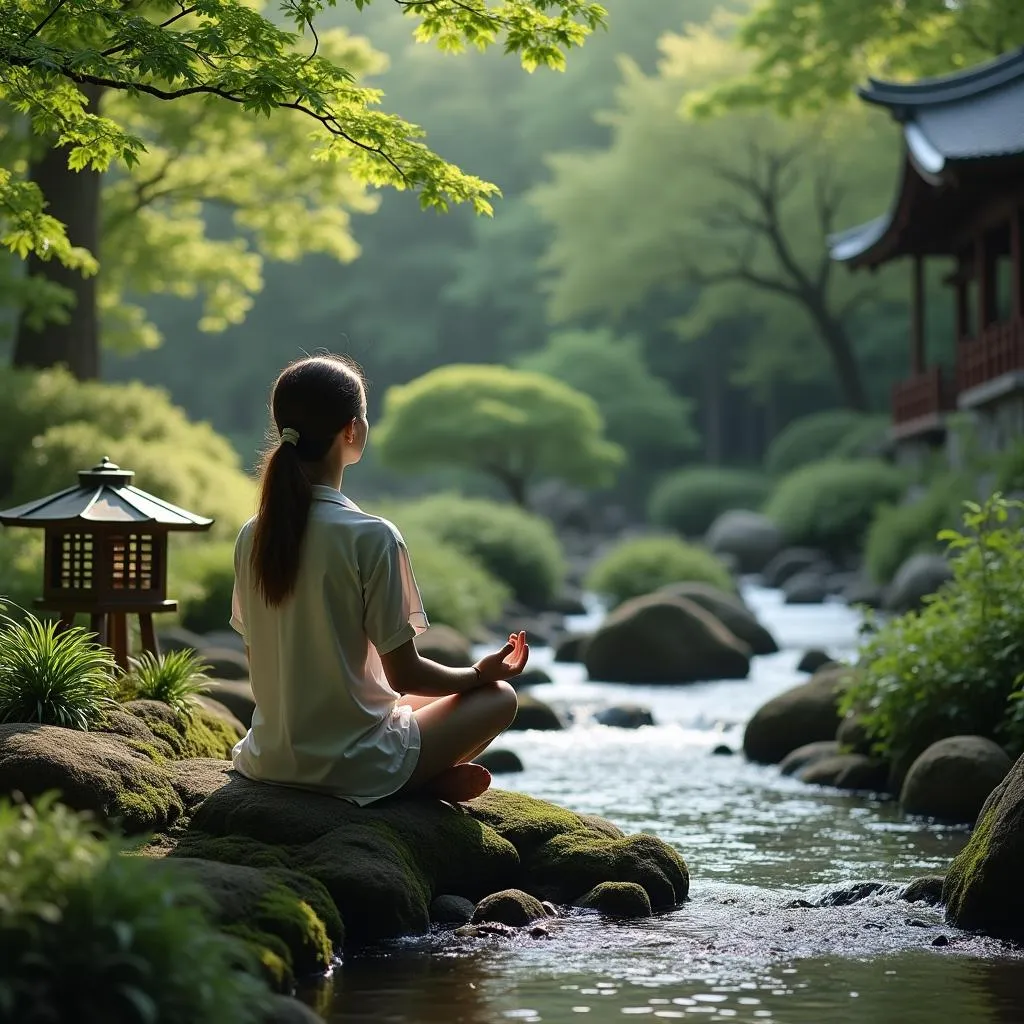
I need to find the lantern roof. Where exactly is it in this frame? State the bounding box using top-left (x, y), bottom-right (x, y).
top-left (0, 457), bottom-right (214, 531)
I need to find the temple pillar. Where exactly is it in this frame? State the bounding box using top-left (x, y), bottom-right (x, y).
top-left (976, 231), bottom-right (997, 333)
top-left (910, 254), bottom-right (925, 374)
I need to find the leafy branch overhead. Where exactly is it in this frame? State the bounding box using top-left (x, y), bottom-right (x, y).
top-left (0, 0), bottom-right (607, 264)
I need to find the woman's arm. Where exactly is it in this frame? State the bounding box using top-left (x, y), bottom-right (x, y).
top-left (381, 631), bottom-right (528, 697)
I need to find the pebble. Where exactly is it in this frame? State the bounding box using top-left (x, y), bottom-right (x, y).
top-left (932, 934), bottom-right (950, 947)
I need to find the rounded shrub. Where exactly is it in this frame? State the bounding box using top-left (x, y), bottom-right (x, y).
top-left (386, 495), bottom-right (566, 608)
top-left (765, 410), bottom-right (871, 477)
top-left (0, 366), bottom-right (255, 538)
top-left (764, 459), bottom-right (906, 559)
top-left (648, 467), bottom-right (770, 538)
top-left (0, 795), bottom-right (269, 1024)
top-left (864, 475), bottom-right (972, 584)
top-left (585, 535), bottom-right (734, 607)
top-left (830, 415), bottom-right (890, 460)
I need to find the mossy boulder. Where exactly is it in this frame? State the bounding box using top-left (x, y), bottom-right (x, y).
top-left (0, 723), bottom-right (184, 833)
top-left (743, 666), bottom-right (848, 764)
top-left (124, 699), bottom-right (240, 759)
top-left (584, 594), bottom-right (750, 684)
top-left (659, 581), bottom-right (778, 655)
top-left (471, 889), bottom-right (547, 926)
top-left (901, 875), bottom-right (946, 906)
top-left (156, 857), bottom-right (340, 988)
top-left (577, 881), bottom-right (652, 918)
top-left (944, 752), bottom-right (1024, 938)
top-left (900, 736), bottom-right (1011, 824)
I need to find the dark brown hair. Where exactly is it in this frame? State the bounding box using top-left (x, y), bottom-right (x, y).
top-left (250, 354), bottom-right (366, 606)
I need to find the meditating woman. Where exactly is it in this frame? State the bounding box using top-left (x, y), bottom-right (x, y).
top-left (229, 353), bottom-right (528, 804)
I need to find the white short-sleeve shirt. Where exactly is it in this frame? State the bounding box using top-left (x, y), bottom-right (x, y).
top-left (229, 485), bottom-right (428, 804)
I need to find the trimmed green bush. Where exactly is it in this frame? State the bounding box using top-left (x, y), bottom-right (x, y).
top-left (765, 410), bottom-right (872, 477)
top-left (0, 366), bottom-right (255, 538)
top-left (585, 536), bottom-right (734, 607)
top-left (384, 495), bottom-right (565, 608)
top-left (0, 612), bottom-right (118, 729)
top-left (764, 459), bottom-right (906, 558)
top-left (648, 467), bottom-right (770, 538)
top-left (844, 497), bottom-right (1024, 765)
top-left (864, 475), bottom-right (972, 584)
top-left (0, 795), bottom-right (269, 1024)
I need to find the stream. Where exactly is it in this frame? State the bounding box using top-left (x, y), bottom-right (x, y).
top-left (302, 586), bottom-right (1024, 1023)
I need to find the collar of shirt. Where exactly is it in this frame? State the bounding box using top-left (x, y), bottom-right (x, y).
top-left (311, 484), bottom-right (360, 511)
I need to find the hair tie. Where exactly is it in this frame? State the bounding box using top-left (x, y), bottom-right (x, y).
top-left (280, 427), bottom-right (300, 446)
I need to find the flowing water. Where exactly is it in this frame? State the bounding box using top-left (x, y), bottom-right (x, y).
top-left (303, 586), bottom-right (1024, 1023)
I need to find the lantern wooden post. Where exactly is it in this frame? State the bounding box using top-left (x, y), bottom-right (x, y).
top-left (0, 456), bottom-right (214, 670)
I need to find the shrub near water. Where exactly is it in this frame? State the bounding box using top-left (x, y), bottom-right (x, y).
top-left (863, 474), bottom-right (972, 584)
top-left (764, 458), bottom-right (906, 559)
top-left (648, 467), bottom-right (770, 538)
top-left (586, 536), bottom-right (734, 607)
top-left (764, 410), bottom-right (872, 476)
top-left (0, 796), bottom-right (268, 1024)
top-left (0, 612), bottom-right (117, 729)
top-left (386, 495), bottom-right (565, 608)
top-left (843, 497), bottom-right (1024, 764)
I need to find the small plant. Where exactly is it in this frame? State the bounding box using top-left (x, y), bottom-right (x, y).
top-left (843, 495), bottom-right (1024, 764)
top-left (0, 611), bottom-right (118, 729)
top-left (0, 794), bottom-right (270, 1024)
top-left (764, 409), bottom-right (872, 476)
top-left (647, 466), bottom-right (770, 538)
top-left (127, 649), bottom-right (211, 718)
top-left (586, 535), bottom-right (734, 607)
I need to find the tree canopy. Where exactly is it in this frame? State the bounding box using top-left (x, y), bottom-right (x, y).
top-left (372, 364), bottom-right (624, 505)
top-left (697, 0), bottom-right (1024, 115)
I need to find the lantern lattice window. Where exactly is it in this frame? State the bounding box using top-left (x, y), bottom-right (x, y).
top-left (52, 533), bottom-right (94, 592)
top-left (111, 533), bottom-right (157, 592)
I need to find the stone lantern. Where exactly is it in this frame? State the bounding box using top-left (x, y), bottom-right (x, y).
top-left (0, 456), bottom-right (213, 670)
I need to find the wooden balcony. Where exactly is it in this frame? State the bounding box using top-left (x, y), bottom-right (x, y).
top-left (892, 366), bottom-right (957, 426)
top-left (957, 317), bottom-right (1024, 393)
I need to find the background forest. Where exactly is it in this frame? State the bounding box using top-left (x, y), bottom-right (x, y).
top-left (60, 0), bottom-right (936, 498)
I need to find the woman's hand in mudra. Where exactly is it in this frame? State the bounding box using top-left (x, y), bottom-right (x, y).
top-left (473, 631), bottom-right (529, 684)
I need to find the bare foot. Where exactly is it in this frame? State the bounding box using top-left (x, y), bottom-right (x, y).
top-left (421, 763), bottom-right (492, 802)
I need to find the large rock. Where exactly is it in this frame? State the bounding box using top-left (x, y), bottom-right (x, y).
top-left (779, 740), bottom-right (841, 777)
top-left (584, 594), bottom-right (750, 684)
top-left (705, 510), bottom-right (783, 574)
top-left (944, 751), bottom-right (1024, 938)
top-left (471, 889), bottom-right (547, 926)
top-left (553, 633), bottom-right (591, 664)
top-left (658, 582), bottom-right (778, 655)
top-left (798, 753), bottom-right (889, 793)
top-left (761, 548), bottom-right (829, 589)
top-left (782, 570), bottom-right (829, 605)
top-left (577, 881), bottom-right (652, 918)
top-left (842, 576), bottom-right (885, 610)
top-left (742, 666), bottom-right (848, 764)
top-left (797, 649), bottom-right (835, 674)
top-left (475, 749), bottom-right (525, 774)
top-left (199, 647), bottom-right (250, 681)
top-left (507, 694), bottom-right (564, 731)
top-left (884, 554), bottom-right (952, 614)
top-left (900, 736), bottom-right (1011, 824)
top-left (202, 679), bottom-right (257, 729)
top-left (416, 625), bottom-right (473, 667)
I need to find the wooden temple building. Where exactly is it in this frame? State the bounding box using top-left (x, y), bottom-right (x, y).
top-left (829, 46), bottom-right (1024, 459)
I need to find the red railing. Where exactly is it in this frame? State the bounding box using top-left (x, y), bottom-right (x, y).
top-left (891, 366), bottom-right (957, 425)
top-left (957, 317), bottom-right (1024, 393)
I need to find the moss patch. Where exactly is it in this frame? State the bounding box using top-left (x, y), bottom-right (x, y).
top-left (223, 923), bottom-right (294, 993)
top-left (578, 881), bottom-right (652, 918)
top-left (124, 699), bottom-right (238, 759)
top-left (471, 889), bottom-right (546, 926)
top-left (943, 802), bottom-right (998, 922)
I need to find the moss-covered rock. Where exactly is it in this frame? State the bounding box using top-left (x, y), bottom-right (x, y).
top-left (124, 699), bottom-right (240, 759)
top-left (901, 875), bottom-right (946, 905)
top-left (0, 723), bottom-right (183, 833)
top-left (157, 858), bottom-right (340, 985)
top-left (471, 889), bottom-right (546, 926)
top-left (468, 790), bottom-right (688, 909)
top-left (577, 881), bottom-right (652, 918)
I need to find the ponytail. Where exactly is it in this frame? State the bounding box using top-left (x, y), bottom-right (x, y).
top-left (249, 354), bottom-right (366, 607)
top-left (250, 441), bottom-right (314, 606)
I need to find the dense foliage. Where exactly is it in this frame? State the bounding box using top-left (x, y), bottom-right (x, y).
top-left (0, 612), bottom-right (117, 729)
top-left (0, 367), bottom-right (255, 537)
top-left (648, 467), bottom-right (770, 538)
top-left (373, 365), bottom-right (623, 506)
top-left (843, 497), bottom-right (1024, 764)
top-left (586, 535), bottom-right (734, 607)
top-left (0, 795), bottom-right (268, 1024)
top-left (863, 475), bottom-right (972, 585)
top-left (764, 458), bottom-right (906, 558)
top-left (764, 409), bottom-right (879, 477)
top-left (385, 495), bottom-right (566, 608)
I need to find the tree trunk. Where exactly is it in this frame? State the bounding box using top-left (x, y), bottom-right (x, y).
top-left (809, 298), bottom-right (868, 411)
top-left (13, 85), bottom-right (104, 380)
